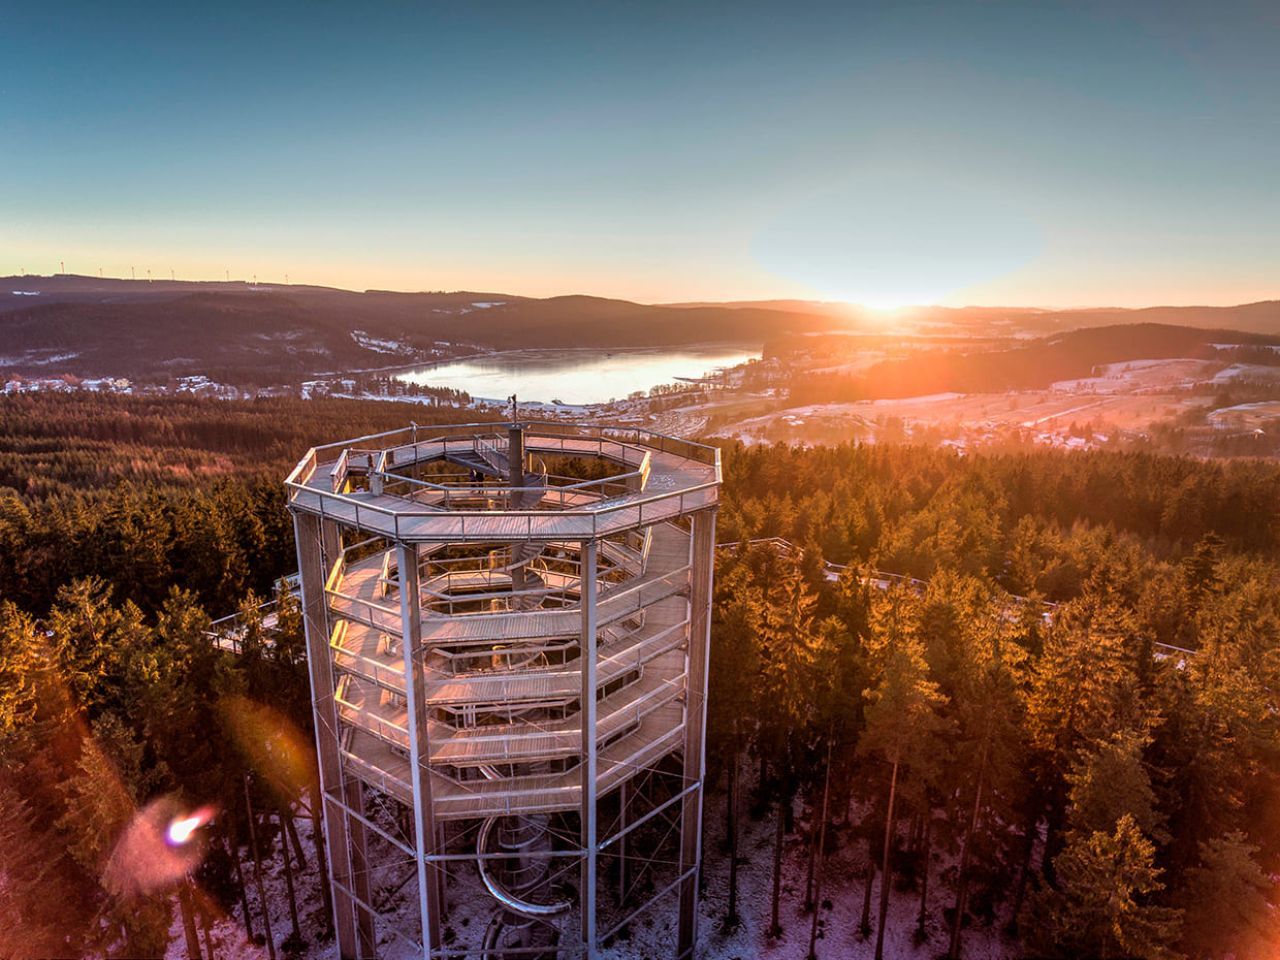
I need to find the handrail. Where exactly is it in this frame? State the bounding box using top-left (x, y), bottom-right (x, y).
top-left (286, 420), bottom-right (721, 488)
top-left (378, 468), bottom-right (640, 501)
top-left (286, 474), bottom-right (719, 528)
top-left (330, 448), bottom-right (350, 493)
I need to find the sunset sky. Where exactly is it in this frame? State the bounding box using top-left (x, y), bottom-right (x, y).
top-left (3, 1), bottom-right (1277, 307)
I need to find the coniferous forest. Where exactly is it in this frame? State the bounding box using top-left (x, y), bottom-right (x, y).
top-left (1, 393), bottom-right (1277, 958)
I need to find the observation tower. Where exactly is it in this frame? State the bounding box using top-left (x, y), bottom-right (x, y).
top-left (285, 420), bottom-right (720, 959)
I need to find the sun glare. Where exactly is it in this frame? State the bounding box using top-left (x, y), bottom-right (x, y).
top-left (165, 807), bottom-right (214, 846)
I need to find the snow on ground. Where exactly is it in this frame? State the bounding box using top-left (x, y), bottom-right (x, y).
top-left (1212, 343), bottom-right (1280, 353)
top-left (1211, 363), bottom-right (1280, 384)
top-left (164, 783), bottom-right (1019, 960)
top-left (166, 809), bottom-right (334, 960)
top-left (665, 791), bottom-right (1017, 960)
top-left (350, 331), bottom-right (414, 356)
top-left (1051, 358), bottom-right (1216, 394)
top-left (869, 393), bottom-right (965, 406)
top-left (329, 391), bottom-right (483, 409)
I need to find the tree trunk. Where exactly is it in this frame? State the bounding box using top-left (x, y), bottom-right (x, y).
top-left (727, 726), bottom-right (740, 927)
top-left (277, 805), bottom-right (302, 942)
top-left (244, 776), bottom-right (277, 960)
top-left (769, 794), bottom-right (786, 938)
top-left (178, 881), bottom-right (203, 960)
top-left (874, 760), bottom-right (900, 960)
top-left (284, 808), bottom-right (308, 870)
top-left (860, 862), bottom-right (875, 937)
top-left (1009, 809), bottom-right (1039, 932)
top-left (806, 738), bottom-right (833, 960)
top-left (916, 814), bottom-right (932, 936)
top-left (949, 759), bottom-right (986, 959)
top-left (227, 824), bottom-right (254, 941)
top-left (803, 809), bottom-right (818, 913)
top-left (310, 789), bottom-right (334, 936)
top-left (200, 899), bottom-right (217, 960)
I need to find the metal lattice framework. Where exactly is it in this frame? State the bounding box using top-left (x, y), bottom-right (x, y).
top-left (285, 421), bottom-right (720, 959)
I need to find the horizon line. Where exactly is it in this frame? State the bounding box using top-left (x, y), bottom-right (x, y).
top-left (4, 271), bottom-right (1276, 314)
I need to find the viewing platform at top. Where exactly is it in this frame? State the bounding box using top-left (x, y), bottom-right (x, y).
top-left (285, 420), bottom-right (721, 543)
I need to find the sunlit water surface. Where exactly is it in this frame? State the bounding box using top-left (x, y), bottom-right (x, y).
top-left (395, 343), bottom-right (759, 405)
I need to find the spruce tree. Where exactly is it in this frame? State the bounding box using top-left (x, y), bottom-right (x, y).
top-left (857, 587), bottom-right (946, 960)
top-left (1030, 814), bottom-right (1182, 960)
top-left (1179, 832), bottom-right (1279, 959)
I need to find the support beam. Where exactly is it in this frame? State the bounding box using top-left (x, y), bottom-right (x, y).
top-left (509, 425), bottom-right (527, 593)
top-left (293, 511), bottom-right (360, 959)
top-left (344, 779), bottom-right (377, 957)
top-left (579, 540), bottom-right (599, 954)
top-left (398, 543), bottom-right (443, 957)
top-left (677, 508), bottom-right (717, 959)
top-left (618, 778), bottom-right (630, 906)
top-left (320, 517), bottom-right (342, 569)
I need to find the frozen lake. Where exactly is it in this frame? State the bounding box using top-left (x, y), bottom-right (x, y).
top-left (394, 343), bottom-right (759, 405)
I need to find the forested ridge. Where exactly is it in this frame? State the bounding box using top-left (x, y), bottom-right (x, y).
top-left (774, 323), bottom-right (1280, 403)
top-left (0, 393), bottom-right (1277, 957)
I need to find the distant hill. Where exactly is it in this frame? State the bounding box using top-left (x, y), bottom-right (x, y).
top-left (670, 299), bottom-right (1280, 335)
top-left (0, 277), bottom-right (835, 381)
top-left (1034, 301), bottom-right (1280, 335)
top-left (788, 323), bottom-right (1280, 402)
top-left (2, 275), bottom-right (1276, 383)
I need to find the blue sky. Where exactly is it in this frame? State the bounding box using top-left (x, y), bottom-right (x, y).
top-left (2, 0), bottom-right (1276, 305)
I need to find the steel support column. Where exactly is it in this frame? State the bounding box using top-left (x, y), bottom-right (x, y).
top-left (293, 510), bottom-right (362, 958)
top-left (398, 542), bottom-right (443, 956)
top-left (345, 778), bottom-right (377, 956)
top-left (579, 540), bottom-right (599, 955)
top-left (617, 778), bottom-right (630, 905)
top-left (677, 508), bottom-right (717, 959)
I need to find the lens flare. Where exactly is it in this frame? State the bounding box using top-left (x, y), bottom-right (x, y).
top-left (219, 695), bottom-right (316, 805)
top-left (166, 807), bottom-right (215, 846)
top-left (104, 796), bottom-right (219, 896)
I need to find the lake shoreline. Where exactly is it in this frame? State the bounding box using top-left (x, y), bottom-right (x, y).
top-left (391, 341), bottom-right (761, 405)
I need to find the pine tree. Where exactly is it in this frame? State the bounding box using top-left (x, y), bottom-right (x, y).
top-left (753, 554), bottom-right (822, 937)
top-left (708, 562), bottom-right (760, 928)
top-left (1064, 728), bottom-right (1164, 841)
top-left (45, 576), bottom-right (125, 712)
top-left (947, 605), bottom-right (1026, 959)
top-left (0, 601), bottom-right (42, 739)
top-left (1030, 814), bottom-right (1182, 960)
top-left (1179, 832), bottom-right (1280, 959)
top-left (0, 784), bottom-right (73, 957)
top-left (1023, 595), bottom-right (1150, 879)
top-left (857, 587), bottom-right (947, 960)
top-left (55, 735), bottom-right (174, 956)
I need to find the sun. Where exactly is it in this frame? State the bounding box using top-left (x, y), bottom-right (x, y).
top-left (838, 292), bottom-right (932, 312)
